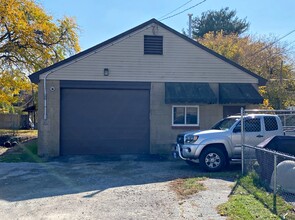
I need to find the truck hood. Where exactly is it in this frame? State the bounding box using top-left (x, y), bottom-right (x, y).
top-left (180, 129), bottom-right (231, 144)
top-left (181, 129), bottom-right (228, 136)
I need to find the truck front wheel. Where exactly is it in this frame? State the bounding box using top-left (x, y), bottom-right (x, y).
top-left (199, 147), bottom-right (226, 172)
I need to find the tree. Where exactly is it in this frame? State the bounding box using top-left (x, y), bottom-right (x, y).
top-left (0, 71), bottom-right (33, 113)
top-left (198, 32), bottom-right (295, 109)
top-left (191, 7), bottom-right (249, 38)
top-left (0, 0), bottom-right (80, 112)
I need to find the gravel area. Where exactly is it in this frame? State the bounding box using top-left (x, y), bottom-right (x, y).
top-left (0, 157), bottom-right (236, 219)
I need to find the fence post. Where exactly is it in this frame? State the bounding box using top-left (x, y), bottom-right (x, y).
top-left (241, 107), bottom-right (245, 175)
top-left (273, 155), bottom-right (277, 214)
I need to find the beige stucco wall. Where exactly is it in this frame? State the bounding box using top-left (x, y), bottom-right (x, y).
top-left (37, 80), bottom-right (60, 157)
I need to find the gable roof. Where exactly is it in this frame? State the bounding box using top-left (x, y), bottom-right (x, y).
top-left (29, 18), bottom-right (267, 85)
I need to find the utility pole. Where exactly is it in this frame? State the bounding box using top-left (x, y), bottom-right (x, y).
top-left (278, 60), bottom-right (283, 109)
top-left (188, 14), bottom-right (193, 38)
top-left (280, 60), bottom-right (283, 85)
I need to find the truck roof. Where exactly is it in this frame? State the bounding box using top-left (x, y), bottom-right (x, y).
top-left (228, 114), bottom-right (278, 118)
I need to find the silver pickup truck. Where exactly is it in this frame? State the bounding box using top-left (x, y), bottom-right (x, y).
top-left (174, 114), bottom-right (285, 171)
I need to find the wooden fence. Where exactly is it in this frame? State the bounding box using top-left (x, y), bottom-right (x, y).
top-left (0, 114), bottom-right (29, 129)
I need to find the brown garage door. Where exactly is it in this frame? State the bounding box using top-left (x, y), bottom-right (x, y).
top-left (60, 81), bottom-right (150, 155)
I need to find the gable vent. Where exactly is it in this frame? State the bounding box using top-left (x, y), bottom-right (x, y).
top-left (144, 35), bottom-right (163, 55)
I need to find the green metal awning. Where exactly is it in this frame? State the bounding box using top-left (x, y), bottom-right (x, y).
top-left (219, 83), bottom-right (263, 104)
top-left (165, 83), bottom-right (217, 104)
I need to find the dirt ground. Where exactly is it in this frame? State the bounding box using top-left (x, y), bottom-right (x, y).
top-left (0, 157), bottom-right (236, 219)
top-left (0, 147), bottom-right (8, 155)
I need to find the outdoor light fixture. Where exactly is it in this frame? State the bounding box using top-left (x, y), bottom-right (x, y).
top-left (103, 68), bottom-right (109, 76)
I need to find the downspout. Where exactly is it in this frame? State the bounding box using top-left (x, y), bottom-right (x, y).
top-left (43, 71), bottom-right (54, 120)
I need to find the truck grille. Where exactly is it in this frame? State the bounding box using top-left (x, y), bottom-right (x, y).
top-left (176, 134), bottom-right (185, 144)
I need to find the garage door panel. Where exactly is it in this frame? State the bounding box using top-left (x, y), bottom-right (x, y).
top-left (60, 88), bottom-right (150, 155)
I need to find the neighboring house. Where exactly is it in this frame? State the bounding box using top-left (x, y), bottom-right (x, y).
top-left (29, 18), bottom-right (266, 157)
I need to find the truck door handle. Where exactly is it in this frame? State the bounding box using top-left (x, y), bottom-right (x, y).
top-left (256, 135), bottom-right (263, 138)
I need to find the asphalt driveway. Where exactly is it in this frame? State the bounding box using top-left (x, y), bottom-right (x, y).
top-left (0, 157), bottom-right (236, 219)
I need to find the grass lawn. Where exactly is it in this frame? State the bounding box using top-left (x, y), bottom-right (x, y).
top-left (0, 129), bottom-right (39, 162)
top-left (218, 172), bottom-right (295, 220)
top-left (0, 139), bottom-right (43, 163)
top-left (218, 185), bottom-right (280, 219)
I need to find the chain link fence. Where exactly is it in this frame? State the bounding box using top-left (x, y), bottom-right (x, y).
top-left (241, 109), bottom-right (295, 218)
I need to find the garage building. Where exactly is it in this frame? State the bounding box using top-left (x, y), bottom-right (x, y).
top-left (29, 19), bottom-right (266, 156)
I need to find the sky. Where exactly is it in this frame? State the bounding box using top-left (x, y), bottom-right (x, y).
top-left (37, 0), bottom-right (295, 51)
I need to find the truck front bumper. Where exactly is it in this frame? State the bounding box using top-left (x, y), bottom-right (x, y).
top-left (173, 143), bottom-right (204, 160)
top-left (173, 144), bottom-right (184, 160)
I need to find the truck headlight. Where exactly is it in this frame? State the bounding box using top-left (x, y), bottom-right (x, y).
top-left (185, 135), bottom-right (198, 143)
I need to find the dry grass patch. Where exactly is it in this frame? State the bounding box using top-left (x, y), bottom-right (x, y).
top-left (0, 129), bottom-right (37, 137)
top-left (170, 177), bottom-right (207, 199)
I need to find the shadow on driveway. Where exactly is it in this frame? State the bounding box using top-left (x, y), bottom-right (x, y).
top-left (0, 156), bottom-right (240, 202)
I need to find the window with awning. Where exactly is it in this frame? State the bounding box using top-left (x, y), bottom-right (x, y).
top-left (165, 82), bottom-right (263, 105)
top-left (219, 83), bottom-right (263, 104)
top-left (165, 83), bottom-right (217, 104)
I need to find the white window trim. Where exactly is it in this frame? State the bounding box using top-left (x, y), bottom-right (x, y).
top-left (172, 105), bottom-right (200, 126)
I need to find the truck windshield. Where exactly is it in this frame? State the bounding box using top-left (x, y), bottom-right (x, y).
top-left (211, 118), bottom-right (239, 130)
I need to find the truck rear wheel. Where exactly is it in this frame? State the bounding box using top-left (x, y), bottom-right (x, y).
top-left (199, 147), bottom-right (226, 172)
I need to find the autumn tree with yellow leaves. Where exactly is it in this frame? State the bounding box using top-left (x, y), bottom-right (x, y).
top-left (198, 32), bottom-right (295, 109)
top-left (0, 0), bottom-right (80, 112)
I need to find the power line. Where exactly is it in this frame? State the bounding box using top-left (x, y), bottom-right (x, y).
top-left (264, 39), bottom-right (295, 60)
top-left (251, 29), bottom-right (295, 57)
top-left (158, 0), bottom-right (194, 20)
top-left (160, 0), bottom-right (206, 21)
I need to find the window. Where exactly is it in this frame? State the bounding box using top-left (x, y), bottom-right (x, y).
top-left (172, 106), bottom-right (199, 126)
top-left (264, 116), bottom-right (278, 131)
top-left (212, 118), bottom-right (239, 130)
top-left (245, 118), bottom-right (261, 132)
top-left (144, 35), bottom-right (163, 55)
top-left (234, 118), bottom-right (261, 132)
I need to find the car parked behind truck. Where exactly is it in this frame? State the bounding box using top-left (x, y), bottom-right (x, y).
top-left (174, 114), bottom-right (287, 172)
